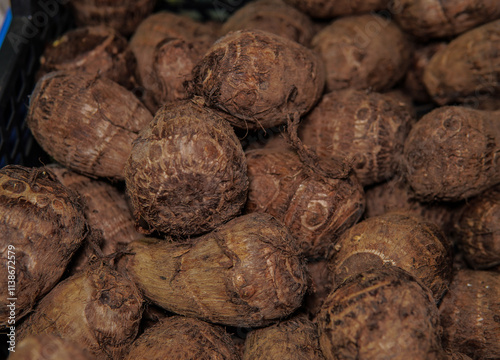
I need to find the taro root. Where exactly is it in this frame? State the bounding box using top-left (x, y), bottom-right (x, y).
top-left (423, 20), bottom-right (500, 106)
top-left (283, 0), bottom-right (388, 19)
top-left (10, 334), bottom-right (92, 360)
top-left (299, 89), bottom-right (414, 186)
top-left (391, 0), bottom-right (500, 39)
top-left (455, 187), bottom-right (500, 269)
top-left (123, 213), bottom-right (308, 327)
top-left (27, 71), bottom-right (153, 180)
top-left (317, 266), bottom-right (446, 360)
top-left (70, 0), bottom-right (156, 36)
top-left (130, 12), bottom-right (215, 107)
top-left (439, 270), bottom-right (500, 359)
top-left (191, 29), bottom-right (326, 130)
top-left (312, 14), bottom-right (411, 92)
top-left (220, 0), bottom-right (315, 46)
top-left (47, 165), bottom-right (142, 270)
top-left (18, 262), bottom-right (143, 360)
top-left (245, 148), bottom-right (365, 258)
top-left (243, 314), bottom-right (325, 360)
top-left (447, 353), bottom-right (474, 360)
top-left (330, 212), bottom-right (453, 302)
top-left (125, 99), bottom-right (248, 237)
top-left (38, 26), bottom-right (136, 89)
top-left (403, 106), bottom-right (500, 202)
top-left (0, 166), bottom-right (86, 328)
top-left (125, 316), bottom-right (240, 360)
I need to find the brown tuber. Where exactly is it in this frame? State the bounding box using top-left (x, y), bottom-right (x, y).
top-left (10, 334), bottom-right (92, 360)
top-left (283, 0), bottom-right (388, 19)
top-left (123, 213), bottom-right (308, 327)
top-left (0, 165), bottom-right (86, 327)
top-left (125, 99), bottom-right (248, 237)
top-left (191, 29), bottom-right (325, 129)
top-left (125, 316), bottom-right (241, 360)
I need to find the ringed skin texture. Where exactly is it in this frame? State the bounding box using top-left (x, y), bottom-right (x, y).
top-left (455, 187), bottom-right (500, 269)
top-left (299, 89), bottom-right (414, 186)
top-left (70, 0), bottom-right (157, 36)
top-left (220, 0), bottom-right (315, 46)
top-left (403, 106), bottom-right (500, 202)
top-left (125, 316), bottom-right (241, 360)
top-left (283, 0), bottom-right (388, 19)
top-left (423, 19), bottom-right (500, 106)
top-left (317, 267), bottom-right (446, 360)
top-left (9, 334), bottom-right (92, 360)
top-left (330, 212), bottom-right (453, 302)
top-left (123, 213), bottom-right (308, 327)
top-left (18, 263), bottom-right (144, 360)
top-left (245, 148), bottom-right (365, 258)
top-left (27, 71), bottom-right (153, 180)
top-left (391, 0), bottom-right (500, 39)
top-left (0, 166), bottom-right (86, 328)
top-left (191, 29), bottom-right (326, 130)
top-left (312, 14), bottom-right (411, 93)
top-left (125, 99), bottom-right (248, 237)
top-left (439, 270), bottom-right (500, 360)
top-left (243, 314), bottom-right (325, 360)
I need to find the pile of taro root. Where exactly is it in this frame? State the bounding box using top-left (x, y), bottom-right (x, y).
top-left (2, 0), bottom-right (500, 359)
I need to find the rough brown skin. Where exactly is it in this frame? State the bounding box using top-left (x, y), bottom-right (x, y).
top-left (38, 26), bottom-right (136, 89)
top-left (47, 164), bottom-right (142, 271)
top-left (123, 213), bottom-right (308, 327)
top-left (70, 0), bottom-right (156, 36)
top-left (130, 12), bottom-right (215, 109)
top-left (439, 270), bottom-right (500, 360)
top-left (152, 38), bottom-right (204, 106)
top-left (10, 334), bottom-right (92, 360)
top-left (27, 71), bottom-right (153, 180)
top-left (423, 20), bottom-right (500, 106)
top-left (191, 29), bottom-right (326, 130)
top-left (283, 0), bottom-right (388, 19)
top-left (0, 166), bottom-right (86, 328)
top-left (245, 148), bottom-right (365, 258)
top-left (330, 212), bottom-right (453, 302)
top-left (312, 14), bottom-right (411, 93)
top-left (447, 353), bottom-right (474, 360)
top-left (403, 106), bottom-right (500, 202)
top-left (243, 314), bottom-right (325, 360)
top-left (125, 316), bottom-right (241, 360)
top-left (404, 42), bottom-right (448, 103)
top-left (220, 0), bottom-right (315, 46)
top-left (125, 99), bottom-right (248, 237)
top-left (392, 0), bottom-right (500, 39)
top-left (455, 187), bottom-right (500, 269)
top-left (302, 259), bottom-right (332, 319)
top-left (299, 89), bottom-right (414, 186)
top-left (317, 267), bottom-right (446, 360)
top-left (18, 263), bottom-right (143, 360)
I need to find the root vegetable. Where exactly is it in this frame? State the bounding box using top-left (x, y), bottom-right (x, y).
top-left (403, 106), bottom-right (500, 202)
top-left (18, 262), bottom-right (143, 360)
top-left (330, 212), bottom-right (453, 302)
top-left (243, 314), bottom-right (325, 360)
top-left (125, 98), bottom-right (248, 237)
top-left (299, 89), bottom-right (414, 186)
top-left (10, 334), bottom-right (92, 360)
top-left (317, 266), bottom-right (446, 360)
top-left (245, 148), bottom-right (365, 258)
top-left (311, 14), bottom-right (411, 92)
top-left (27, 71), bottom-right (153, 180)
top-left (125, 316), bottom-right (240, 360)
top-left (122, 213), bottom-right (308, 327)
top-left (283, 0), bottom-right (388, 19)
top-left (423, 20), bottom-right (500, 106)
top-left (0, 166), bottom-right (86, 328)
top-left (38, 26), bottom-right (136, 90)
top-left (191, 29), bottom-right (325, 129)
top-left (392, 0), bottom-right (500, 39)
top-left (439, 270), bottom-right (500, 359)
top-left (220, 0), bottom-right (315, 46)
top-left (70, 0), bottom-right (156, 36)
